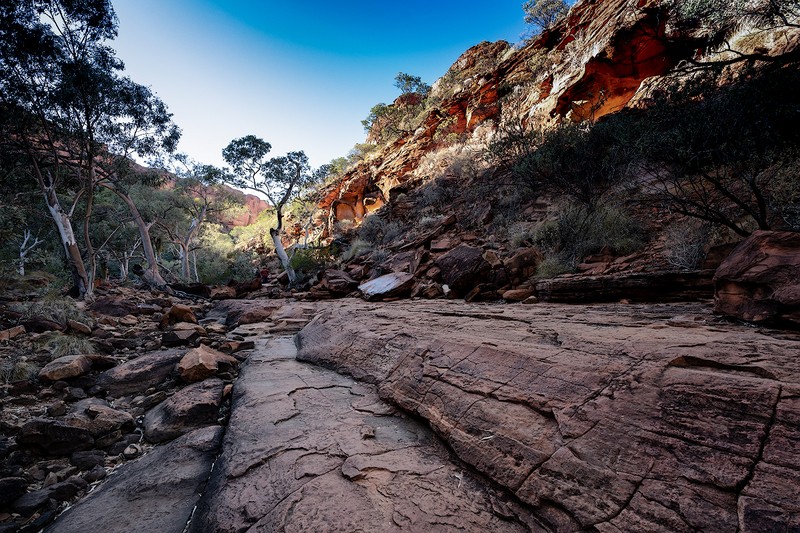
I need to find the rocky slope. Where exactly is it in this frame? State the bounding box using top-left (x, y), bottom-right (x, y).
top-left (317, 0), bottom-right (799, 230)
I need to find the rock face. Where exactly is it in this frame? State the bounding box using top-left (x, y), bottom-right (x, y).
top-left (47, 426), bottom-right (223, 533)
top-left (189, 336), bottom-right (538, 532)
top-left (37, 355), bottom-right (94, 382)
top-left (358, 272), bottom-right (415, 301)
top-left (143, 379), bottom-right (225, 443)
top-left (177, 345), bottom-right (238, 383)
top-left (434, 244), bottom-right (491, 294)
top-left (95, 349), bottom-right (184, 397)
top-left (714, 230), bottom-right (800, 326)
top-left (297, 300), bottom-right (800, 531)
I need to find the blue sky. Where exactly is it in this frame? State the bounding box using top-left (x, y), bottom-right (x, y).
top-left (112, 1), bottom-right (529, 169)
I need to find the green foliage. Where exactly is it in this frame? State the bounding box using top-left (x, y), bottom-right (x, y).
top-left (341, 239), bottom-right (374, 262)
top-left (523, 0), bottom-right (569, 33)
top-left (289, 246), bottom-right (334, 284)
top-left (533, 202), bottom-right (645, 273)
top-left (13, 294), bottom-right (89, 327)
top-left (35, 332), bottom-right (97, 359)
top-left (394, 72), bottom-right (431, 98)
top-left (0, 357), bottom-right (40, 384)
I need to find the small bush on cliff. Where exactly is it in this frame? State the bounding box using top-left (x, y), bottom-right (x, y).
top-left (523, 0), bottom-right (570, 33)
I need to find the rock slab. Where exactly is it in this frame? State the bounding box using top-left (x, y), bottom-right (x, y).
top-left (189, 336), bottom-right (538, 532)
top-left (714, 230), bottom-right (800, 326)
top-left (46, 426), bottom-right (223, 533)
top-left (297, 300), bottom-right (800, 532)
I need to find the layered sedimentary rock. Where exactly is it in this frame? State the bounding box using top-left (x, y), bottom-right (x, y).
top-left (297, 300), bottom-right (800, 531)
top-left (189, 336), bottom-right (538, 532)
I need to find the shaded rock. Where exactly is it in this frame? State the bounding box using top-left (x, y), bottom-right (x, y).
top-left (209, 285), bottom-right (237, 300)
top-left (64, 400), bottom-right (134, 438)
top-left (17, 420), bottom-right (94, 455)
top-left (0, 477), bottom-right (28, 505)
top-left (434, 244), bottom-right (491, 294)
top-left (46, 426), bottom-right (223, 533)
top-left (47, 475), bottom-right (87, 501)
top-left (38, 355), bottom-right (93, 382)
top-left (317, 269), bottom-right (358, 295)
top-left (161, 328), bottom-right (201, 348)
top-left (0, 325), bottom-right (26, 341)
top-left (95, 349), bottom-right (183, 397)
top-left (714, 230), bottom-right (800, 326)
top-left (22, 317), bottom-right (64, 333)
top-left (506, 248), bottom-right (542, 286)
top-left (143, 378), bottom-right (225, 443)
top-left (89, 296), bottom-right (137, 317)
top-left (535, 269), bottom-right (715, 302)
top-left (160, 304), bottom-right (197, 328)
top-left (358, 272), bottom-right (415, 301)
top-left (13, 488), bottom-right (52, 514)
top-left (177, 345), bottom-right (238, 383)
top-left (70, 450), bottom-right (105, 470)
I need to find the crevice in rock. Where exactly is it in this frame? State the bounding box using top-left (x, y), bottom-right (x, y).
top-left (734, 385), bottom-right (782, 533)
top-left (668, 355), bottom-right (778, 380)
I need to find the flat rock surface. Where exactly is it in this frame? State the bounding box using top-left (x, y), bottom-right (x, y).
top-left (47, 425), bottom-right (223, 533)
top-left (189, 336), bottom-right (538, 532)
top-left (296, 300), bottom-right (800, 532)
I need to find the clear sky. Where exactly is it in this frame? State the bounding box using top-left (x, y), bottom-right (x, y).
top-left (112, 1), bottom-right (529, 169)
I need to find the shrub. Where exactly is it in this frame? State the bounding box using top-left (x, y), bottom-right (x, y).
top-left (289, 246), bottom-right (333, 283)
top-left (35, 332), bottom-right (97, 359)
top-left (14, 293), bottom-right (89, 327)
top-left (0, 357), bottom-right (40, 383)
top-left (663, 221), bottom-right (710, 270)
top-left (533, 201), bottom-right (645, 271)
top-left (341, 239), bottom-right (374, 262)
top-left (535, 255), bottom-right (573, 279)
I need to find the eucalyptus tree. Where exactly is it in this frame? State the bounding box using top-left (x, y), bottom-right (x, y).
top-left (222, 136), bottom-right (320, 285)
top-left (0, 0), bottom-right (179, 297)
top-left (157, 159), bottom-right (237, 282)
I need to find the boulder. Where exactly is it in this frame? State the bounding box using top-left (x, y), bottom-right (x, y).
top-left (70, 450), bottom-right (106, 470)
top-left (0, 477), bottom-right (28, 506)
top-left (506, 248), bottom-right (542, 286)
top-left (38, 355), bottom-right (93, 382)
top-left (46, 426), bottom-right (223, 533)
top-left (161, 328), bottom-right (201, 347)
top-left (143, 378), bottom-right (225, 443)
top-left (317, 269), bottom-right (358, 295)
top-left (160, 304), bottom-right (198, 328)
top-left (89, 296), bottom-right (137, 317)
top-left (434, 244), bottom-right (491, 294)
top-left (64, 399), bottom-right (135, 438)
top-left (177, 345), bottom-right (238, 383)
top-left (95, 349), bottom-right (184, 397)
top-left (67, 319), bottom-right (92, 335)
top-left (358, 272), bottom-right (415, 301)
top-left (714, 230), bottom-right (800, 325)
top-left (503, 288), bottom-right (534, 302)
top-left (17, 419), bottom-right (94, 455)
top-left (209, 286), bottom-right (237, 300)
top-left (0, 325), bottom-right (26, 341)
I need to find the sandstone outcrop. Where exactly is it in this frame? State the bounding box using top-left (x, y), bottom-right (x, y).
top-left (46, 426), bottom-right (223, 533)
top-left (714, 230), bottom-right (800, 326)
top-left (143, 378), bottom-right (225, 443)
top-left (177, 344), bottom-right (238, 383)
top-left (297, 299), bottom-right (800, 531)
top-left (95, 348), bottom-right (184, 397)
top-left (189, 337), bottom-right (538, 532)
